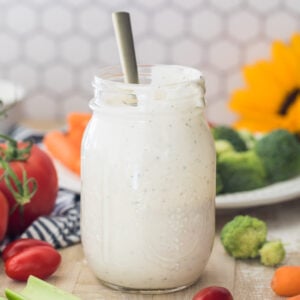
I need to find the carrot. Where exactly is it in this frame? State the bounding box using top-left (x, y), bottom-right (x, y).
top-left (271, 266), bottom-right (300, 297)
top-left (286, 295), bottom-right (300, 300)
top-left (67, 128), bottom-right (86, 149)
top-left (67, 113), bottom-right (91, 132)
top-left (66, 113), bottom-right (91, 148)
top-left (43, 113), bottom-right (91, 175)
top-left (43, 131), bottom-right (81, 175)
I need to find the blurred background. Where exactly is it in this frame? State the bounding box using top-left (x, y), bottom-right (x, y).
top-left (0, 0), bottom-right (300, 122)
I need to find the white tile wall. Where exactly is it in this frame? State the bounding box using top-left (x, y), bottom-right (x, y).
top-left (0, 0), bottom-right (299, 121)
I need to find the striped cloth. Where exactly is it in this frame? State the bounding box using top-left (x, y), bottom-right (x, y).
top-left (0, 126), bottom-right (81, 250)
top-left (20, 189), bottom-right (80, 248)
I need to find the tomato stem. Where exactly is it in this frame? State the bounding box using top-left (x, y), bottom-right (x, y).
top-left (0, 134), bottom-right (33, 162)
top-left (0, 135), bottom-right (37, 224)
top-left (0, 159), bottom-right (37, 215)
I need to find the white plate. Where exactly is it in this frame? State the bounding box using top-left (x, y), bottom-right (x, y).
top-left (53, 156), bottom-right (300, 209)
top-left (52, 157), bottom-right (81, 194)
top-left (216, 176), bottom-right (300, 209)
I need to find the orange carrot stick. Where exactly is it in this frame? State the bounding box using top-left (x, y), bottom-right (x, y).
top-left (271, 266), bottom-right (300, 297)
top-left (43, 131), bottom-right (81, 175)
top-left (43, 113), bottom-right (91, 175)
top-left (67, 113), bottom-right (91, 132)
top-left (67, 113), bottom-right (91, 148)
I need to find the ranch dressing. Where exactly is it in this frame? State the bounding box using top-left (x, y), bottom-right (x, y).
top-left (81, 65), bottom-right (216, 293)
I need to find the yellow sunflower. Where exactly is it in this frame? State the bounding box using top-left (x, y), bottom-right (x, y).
top-left (229, 33), bottom-right (300, 134)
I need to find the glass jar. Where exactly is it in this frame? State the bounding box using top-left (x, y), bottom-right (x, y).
top-left (81, 65), bottom-right (216, 294)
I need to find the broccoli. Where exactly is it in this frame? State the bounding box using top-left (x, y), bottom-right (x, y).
top-left (259, 240), bottom-right (285, 267)
top-left (216, 172), bottom-right (223, 194)
top-left (254, 129), bottom-right (300, 183)
top-left (214, 140), bottom-right (233, 194)
top-left (238, 129), bottom-right (256, 149)
top-left (220, 215), bottom-right (267, 259)
top-left (215, 140), bottom-right (234, 157)
top-left (212, 126), bottom-right (247, 151)
top-left (217, 150), bottom-right (266, 193)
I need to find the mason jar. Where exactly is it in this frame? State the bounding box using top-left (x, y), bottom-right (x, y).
top-left (81, 65), bottom-right (216, 294)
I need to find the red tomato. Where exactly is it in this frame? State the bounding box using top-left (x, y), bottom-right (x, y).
top-left (193, 286), bottom-right (234, 300)
top-left (2, 238), bottom-right (53, 262)
top-left (4, 245), bottom-right (61, 281)
top-left (0, 190), bottom-right (8, 242)
top-left (0, 143), bottom-right (58, 236)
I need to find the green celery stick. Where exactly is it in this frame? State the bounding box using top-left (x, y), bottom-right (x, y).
top-left (21, 276), bottom-right (81, 300)
top-left (5, 288), bottom-right (29, 300)
top-left (3, 276), bottom-right (81, 300)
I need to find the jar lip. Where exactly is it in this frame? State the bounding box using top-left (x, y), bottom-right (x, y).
top-left (93, 64), bottom-right (204, 90)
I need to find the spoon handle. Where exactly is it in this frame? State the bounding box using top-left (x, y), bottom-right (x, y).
top-left (112, 11), bottom-right (139, 84)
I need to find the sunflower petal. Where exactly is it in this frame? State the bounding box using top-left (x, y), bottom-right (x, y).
top-left (291, 33), bottom-right (300, 60)
top-left (233, 114), bottom-right (288, 133)
top-left (229, 87), bottom-right (283, 114)
top-left (271, 41), bottom-right (298, 89)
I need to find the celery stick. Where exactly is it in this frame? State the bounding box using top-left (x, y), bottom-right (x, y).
top-left (5, 288), bottom-right (29, 300)
top-left (21, 276), bottom-right (81, 300)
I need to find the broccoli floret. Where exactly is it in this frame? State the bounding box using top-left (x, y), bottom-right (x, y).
top-left (215, 140), bottom-right (234, 157)
top-left (216, 172), bottom-right (223, 194)
top-left (217, 150), bottom-right (266, 193)
top-left (220, 215), bottom-right (267, 259)
top-left (238, 129), bottom-right (256, 149)
top-left (259, 240), bottom-right (285, 267)
top-left (212, 126), bottom-right (247, 151)
top-left (254, 129), bottom-right (300, 183)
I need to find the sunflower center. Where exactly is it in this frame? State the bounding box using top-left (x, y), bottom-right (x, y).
top-left (278, 88), bottom-right (300, 115)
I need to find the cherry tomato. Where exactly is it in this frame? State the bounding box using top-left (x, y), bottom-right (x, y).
top-left (2, 238), bottom-right (53, 262)
top-left (0, 143), bottom-right (58, 236)
top-left (193, 286), bottom-right (234, 300)
top-left (0, 190), bottom-right (8, 242)
top-left (4, 245), bottom-right (61, 281)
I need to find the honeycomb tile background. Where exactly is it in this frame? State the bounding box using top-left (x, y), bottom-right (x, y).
top-left (0, 0), bottom-right (299, 121)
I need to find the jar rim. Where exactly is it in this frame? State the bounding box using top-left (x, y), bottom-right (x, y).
top-left (93, 64), bottom-right (204, 91)
top-left (91, 64), bottom-right (206, 111)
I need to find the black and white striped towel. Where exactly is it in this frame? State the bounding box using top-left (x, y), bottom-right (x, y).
top-left (1, 126), bottom-right (81, 250)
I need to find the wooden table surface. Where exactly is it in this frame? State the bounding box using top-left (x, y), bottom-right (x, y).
top-left (1, 197), bottom-right (299, 300)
